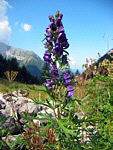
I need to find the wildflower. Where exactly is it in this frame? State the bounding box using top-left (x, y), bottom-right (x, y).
top-left (48, 15), bottom-right (54, 22)
top-left (56, 19), bottom-right (63, 27)
top-left (43, 51), bottom-right (51, 64)
top-left (67, 96), bottom-right (71, 102)
top-left (63, 73), bottom-right (71, 84)
top-left (46, 27), bottom-right (53, 42)
top-left (50, 23), bottom-right (57, 33)
top-left (0, 111), bottom-right (2, 116)
top-left (44, 79), bottom-right (51, 89)
top-left (66, 85), bottom-right (74, 97)
top-left (53, 43), bottom-right (63, 57)
top-left (50, 65), bottom-right (59, 78)
top-left (58, 31), bottom-right (68, 48)
top-left (58, 13), bottom-right (63, 19)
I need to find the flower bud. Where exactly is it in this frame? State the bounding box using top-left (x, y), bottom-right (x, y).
top-left (48, 15), bottom-right (54, 22)
top-left (55, 11), bottom-right (59, 17)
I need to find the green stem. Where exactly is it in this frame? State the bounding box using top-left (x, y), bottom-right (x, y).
top-left (58, 106), bottom-right (61, 150)
top-left (58, 140), bottom-right (61, 150)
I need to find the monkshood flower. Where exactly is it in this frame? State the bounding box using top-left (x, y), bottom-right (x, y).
top-left (50, 23), bottom-right (57, 33)
top-left (48, 15), bottom-right (54, 22)
top-left (58, 31), bottom-right (68, 48)
top-left (63, 73), bottom-right (71, 84)
top-left (56, 18), bottom-right (63, 27)
top-left (44, 79), bottom-right (51, 89)
top-left (58, 13), bottom-right (63, 20)
top-left (67, 96), bottom-right (71, 102)
top-left (53, 43), bottom-right (63, 57)
top-left (67, 85), bottom-right (74, 97)
top-left (43, 51), bottom-right (51, 64)
top-left (46, 27), bottom-right (53, 42)
top-left (0, 111), bottom-right (2, 116)
top-left (50, 65), bottom-right (59, 78)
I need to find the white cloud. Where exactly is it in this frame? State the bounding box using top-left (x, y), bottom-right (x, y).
top-left (0, 0), bottom-right (12, 44)
top-left (0, 21), bottom-right (11, 44)
top-left (68, 57), bottom-right (75, 65)
top-left (21, 23), bottom-right (32, 31)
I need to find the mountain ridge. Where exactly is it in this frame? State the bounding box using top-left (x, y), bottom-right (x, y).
top-left (0, 42), bottom-right (45, 77)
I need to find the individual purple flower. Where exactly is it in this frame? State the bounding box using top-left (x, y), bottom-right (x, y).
top-left (58, 13), bottom-right (63, 20)
top-left (63, 73), bottom-right (71, 84)
top-left (48, 15), bottom-right (54, 22)
top-left (0, 104), bottom-right (2, 109)
top-left (50, 23), bottom-right (57, 33)
top-left (62, 55), bottom-right (68, 65)
top-left (46, 27), bottom-right (53, 42)
top-left (58, 32), bottom-right (66, 42)
top-left (62, 40), bottom-right (69, 48)
top-left (43, 51), bottom-right (51, 64)
top-left (67, 96), bottom-right (71, 102)
top-left (58, 26), bottom-right (64, 33)
top-left (44, 79), bottom-right (51, 89)
top-left (67, 85), bottom-right (74, 97)
top-left (50, 65), bottom-right (59, 78)
top-left (53, 43), bottom-right (63, 57)
top-left (56, 19), bottom-right (63, 27)
top-left (0, 111), bottom-right (2, 116)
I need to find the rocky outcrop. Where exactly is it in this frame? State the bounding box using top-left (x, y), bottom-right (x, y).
top-left (0, 90), bottom-right (55, 137)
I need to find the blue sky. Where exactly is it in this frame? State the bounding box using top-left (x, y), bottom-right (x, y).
top-left (0, 0), bottom-right (113, 70)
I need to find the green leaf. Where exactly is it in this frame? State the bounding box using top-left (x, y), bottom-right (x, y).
top-left (57, 120), bottom-right (76, 138)
top-left (63, 49), bottom-right (69, 55)
top-left (81, 94), bottom-right (90, 102)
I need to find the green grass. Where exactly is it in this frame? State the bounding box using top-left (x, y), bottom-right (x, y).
top-left (0, 78), bottom-right (47, 101)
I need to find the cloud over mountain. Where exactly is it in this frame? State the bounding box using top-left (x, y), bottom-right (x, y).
top-left (0, 0), bottom-right (12, 44)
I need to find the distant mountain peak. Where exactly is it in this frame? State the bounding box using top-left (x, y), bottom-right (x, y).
top-left (0, 42), bottom-right (45, 76)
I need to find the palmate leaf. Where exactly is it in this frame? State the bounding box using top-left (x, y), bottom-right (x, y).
top-left (57, 120), bottom-right (77, 138)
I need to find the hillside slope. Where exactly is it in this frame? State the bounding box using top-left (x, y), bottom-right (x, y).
top-left (0, 42), bottom-right (45, 76)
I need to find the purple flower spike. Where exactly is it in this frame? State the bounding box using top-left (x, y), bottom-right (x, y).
top-left (44, 79), bottom-right (51, 88)
top-left (67, 85), bottom-right (74, 97)
top-left (43, 51), bottom-right (51, 64)
top-left (50, 65), bottom-right (59, 78)
top-left (63, 73), bottom-right (71, 84)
